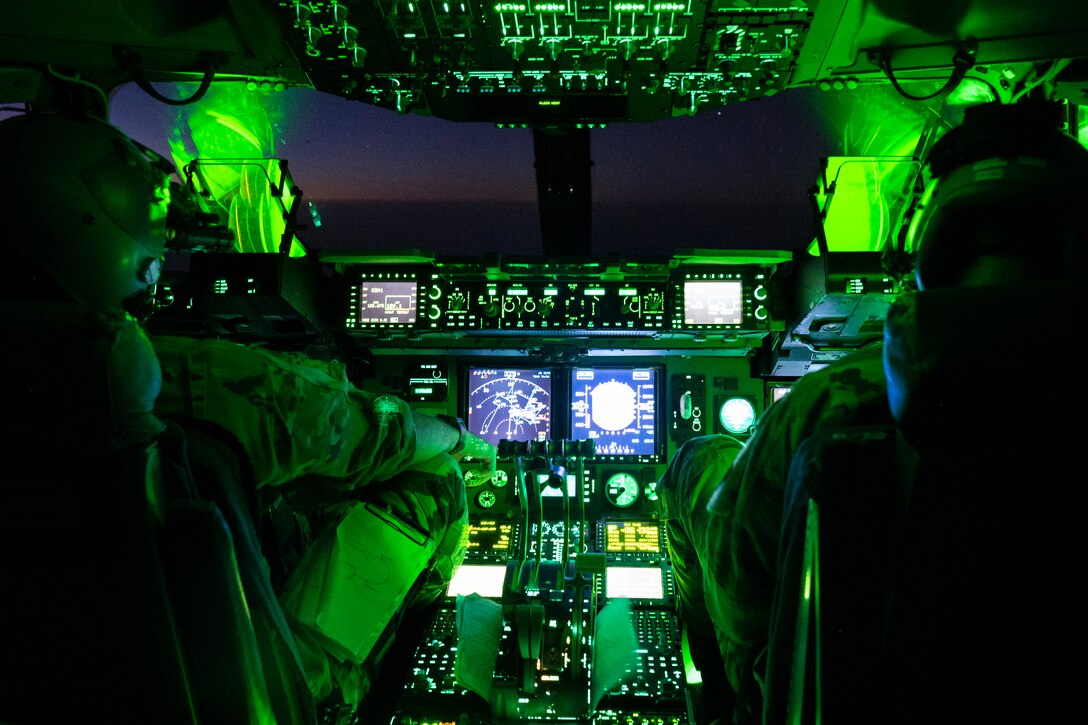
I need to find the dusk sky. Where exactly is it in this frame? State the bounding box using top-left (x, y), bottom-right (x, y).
top-left (108, 80), bottom-right (922, 257)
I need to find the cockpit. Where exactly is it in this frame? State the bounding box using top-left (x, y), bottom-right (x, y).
top-left (2, 2), bottom-right (1087, 724)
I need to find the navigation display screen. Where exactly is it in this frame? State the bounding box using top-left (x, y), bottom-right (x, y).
top-left (357, 279), bottom-right (418, 324)
top-left (683, 280), bottom-right (742, 325)
top-left (570, 367), bottom-right (658, 457)
top-left (466, 367), bottom-right (552, 447)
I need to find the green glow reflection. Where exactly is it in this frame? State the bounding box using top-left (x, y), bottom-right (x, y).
top-left (169, 83), bottom-right (305, 256)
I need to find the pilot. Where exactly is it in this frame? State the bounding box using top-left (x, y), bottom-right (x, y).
top-left (658, 98), bottom-right (1088, 725)
top-left (656, 433), bottom-right (747, 724)
top-left (0, 108), bottom-right (496, 719)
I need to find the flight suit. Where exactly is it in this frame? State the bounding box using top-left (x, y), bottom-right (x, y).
top-left (153, 335), bottom-right (469, 708)
top-left (706, 344), bottom-right (891, 722)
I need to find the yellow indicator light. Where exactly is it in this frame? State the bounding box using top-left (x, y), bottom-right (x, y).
top-left (538, 99), bottom-right (561, 106)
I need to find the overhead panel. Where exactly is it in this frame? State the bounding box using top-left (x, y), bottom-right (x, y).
top-left (271, 0), bottom-right (816, 124)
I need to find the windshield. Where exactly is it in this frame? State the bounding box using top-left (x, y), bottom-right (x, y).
top-left (108, 80), bottom-right (932, 258)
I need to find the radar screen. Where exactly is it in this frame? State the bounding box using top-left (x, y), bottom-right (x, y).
top-left (570, 367), bottom-right (658, 457)
top-left (466, 367), bottom-right (552, 447)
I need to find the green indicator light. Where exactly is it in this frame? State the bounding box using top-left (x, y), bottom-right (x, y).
top-left (544, 288), bottom-right (559, 295)
top-left (404, 32), bottom-right (417, 38)
top-left (619, 288), bottom-right (637, 295)
top-left (651, 2), bottom-right (685, 10)
top-left (585, 289), bottom-right (605, 296)
top-left (443, 2), bottom-right (449, 11)
top-left (507, 289), bottom-right (528, 296)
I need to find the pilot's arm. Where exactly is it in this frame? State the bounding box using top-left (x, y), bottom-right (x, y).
top-left (152, 335), bottom-right (491, 489)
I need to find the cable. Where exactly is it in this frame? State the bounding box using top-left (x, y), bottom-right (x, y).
top-left (45, 65), bottom-right (110, 118)
top-left (869, 39), bottom-right (978, 102)
top-left (1009, 58), bottom-right (1072, 104)
top-left (114, 46), bottom-right (223, 106)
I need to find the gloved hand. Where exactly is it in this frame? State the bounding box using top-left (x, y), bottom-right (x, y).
top-left (455, 431), bottom-right (498, 487)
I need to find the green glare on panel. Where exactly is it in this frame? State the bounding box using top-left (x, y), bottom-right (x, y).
top-left (944, 76), bottom-right (998, 107)
top-left (814, 155), bottom-right (921, 256)
top-left (805, 85), bottom-right (931, 257)
top-left (169, 83), bottom-right (305, 256)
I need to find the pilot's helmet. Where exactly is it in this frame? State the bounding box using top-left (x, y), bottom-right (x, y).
top-left (0, 111), bottom-right (174, 315)
top-left (907, 100), bottom-right (1088, 290)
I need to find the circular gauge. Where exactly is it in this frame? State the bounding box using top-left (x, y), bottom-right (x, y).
top-left (491, 469), bottom-right (509, 487)
top-left (476, 489), bottom-right (498, 509)
top-left (719, 397), bottom-right (756, 435)
top-left (643, 480), bottom-right (660, 502)
top-left (605, 472), bottom-right (641, 508)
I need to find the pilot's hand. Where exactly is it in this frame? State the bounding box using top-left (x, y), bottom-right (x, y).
top-left (455, 432), bottom-right (497, 487)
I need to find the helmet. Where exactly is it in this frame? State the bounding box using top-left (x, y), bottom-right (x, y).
top-left (907, 100), bottom-right (1088, 290)
top-left (0, 111), bottom-right (173, 314)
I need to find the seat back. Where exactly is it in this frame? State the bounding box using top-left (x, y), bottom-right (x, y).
top-left (765, 281), bottom-right (1087, 724)
top-left (0, 301), bottom-right (312, 723)
top-left (880, 282), bottom-right (1084, 723)
top-left (0, 302), bottom-right (196, 721)
top-left (763, 425), bottom-right (915, 725)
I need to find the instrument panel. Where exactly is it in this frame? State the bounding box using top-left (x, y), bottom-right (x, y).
top-left (267, 0), bottom-right (816, 125)
top-left (333, 254), bottom-right (783, 335)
